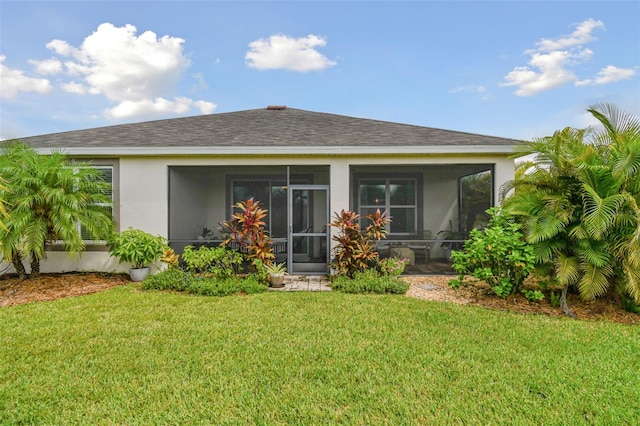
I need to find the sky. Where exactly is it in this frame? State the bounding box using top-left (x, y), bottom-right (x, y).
top-left (1, 1), bottom-right (639, 141)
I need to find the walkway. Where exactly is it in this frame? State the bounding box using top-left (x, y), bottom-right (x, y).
top-left (269, 275), bottom-right (332, 292)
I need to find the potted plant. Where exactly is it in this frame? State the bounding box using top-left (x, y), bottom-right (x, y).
top-left (437, 220), bottom-right (466, 261)
top-left (107, 227), bottom-right (169, 281)
top-left (265, 262), bottom-right (287, 288)
top-left (197, 226), bottom-right (213, 240)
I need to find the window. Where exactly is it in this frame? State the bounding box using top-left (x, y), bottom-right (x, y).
top-left (358, 178), bottom-right (417, 235)
top-left (79, 166), bottom-right (114, 241)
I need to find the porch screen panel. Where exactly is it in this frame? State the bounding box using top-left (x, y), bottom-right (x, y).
top-left (233, 182), bottom-right (270, 210)
top-left (270, 184), bottom-right (287, 238)
top-left (459, 170), bottom-right (492, 234)
top-left (231, 180), bottom-right (287, 238)
top-left (389, 208), bottom-right (415, 234)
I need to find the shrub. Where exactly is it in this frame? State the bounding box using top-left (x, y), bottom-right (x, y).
top-left (220, 198), bottom-right (275, 264)
top-left (331, 269), bottom-right (409, 294)
top-left (181, 245), bottom-right (243, 277)
top-left (160, 248), bottom-right (180, 269)
top-left (107, 227), bottom-right (168, 269)
top-left (376, 257), bottom-right (409, 277)
top-left (142, 269), bottom-right (267, 296)
top-left (449, 207), bottom-right (536, 299)
top-left (142, 268), bottom-right (190, 291)
top-left (522, 289), bottom-right (545, 302)
top-left (250, 258), bottom-right (270, 285)
top-left (329, 209), bottom-right (390, 278)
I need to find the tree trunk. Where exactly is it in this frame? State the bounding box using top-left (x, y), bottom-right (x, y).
top-left (11, 251), bottom-right (28, 280)
top-left (29, 254), bottom-right (40, 279)
top-left (560, 285), bottom-right (577, 319)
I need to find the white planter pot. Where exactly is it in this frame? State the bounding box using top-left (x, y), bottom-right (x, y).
top-left (269, 273), bottom-right (286, 288)
top-left (129, 267), bottom-right (150, 282)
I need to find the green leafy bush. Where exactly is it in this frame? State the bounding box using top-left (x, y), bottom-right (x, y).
top-left (107, 227), bottom-right (168, 269)
top-left (620, 294), bottom-right (640, 314)
top-left (522, 289), bottom-right (544, 302)
top-left (181, 245), bottom-right (243, 277)
top-left (449, 207), bottom-right (536, 299)
top-left (141, 268), bottom-right (189, 291)
top-left (142, 269), bottom-right (267, 296)
top-left (250, 258), bottom-right (269, 285)
top-left (331, 269), bottom-right (409, 294)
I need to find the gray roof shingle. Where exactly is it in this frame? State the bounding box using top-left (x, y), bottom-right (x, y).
top-left (16, 107), bottom-right (520, 150)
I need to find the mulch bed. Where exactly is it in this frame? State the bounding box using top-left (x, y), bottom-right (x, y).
top-left (1, 272), bottom-right (638, 325)
top-left (0, 272), bottom-right (130, 307)
top-left (403, 275), bottom-right (640, 325)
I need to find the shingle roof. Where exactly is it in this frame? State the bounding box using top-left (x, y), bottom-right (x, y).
top-left (17, 107), bottom-right (520, 152)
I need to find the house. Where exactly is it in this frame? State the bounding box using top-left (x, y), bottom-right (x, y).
top-left (17, 106), bottom-right (520, 275)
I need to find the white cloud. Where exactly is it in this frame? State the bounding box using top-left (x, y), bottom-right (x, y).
top-left (500, 18), bottom-right (633, 96)
top-left (502, 50), bottom-right (579, 96)
top-left (593, 65), bottom-right (636, 84)
top-left (532, 18), bottom-right (604, 52)
top-left (194, 100), bottom-right (216, 114)
top-left (26, 22), bottom-right (217, 120)
top-left (30, 58), bottom-right (63, 75)
top-left (46, 39), bottom-right (75, 56)
top-left (57, 23), bottom-right (190, 102)
top-left (0, 55), bottom-right (52, 99)
top-left (246, 34), bottom-right (336, 72)
top-left (576, 65), bottom-right (636, 86)
top-left (449, 84), bottom-right (491, 100)
top-left (62, 81), bottom-right (87, 94)
top-left (191, 72), bottom-right (208, 91)
top-left (106, 97), bottom-right (216, 120)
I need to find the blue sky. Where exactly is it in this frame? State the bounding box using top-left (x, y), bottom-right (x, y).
top-left (1, 1), bottom-right (639, 141)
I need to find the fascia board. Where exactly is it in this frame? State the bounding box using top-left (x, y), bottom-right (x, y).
top-left (33, 145), bottom-right (516, 156)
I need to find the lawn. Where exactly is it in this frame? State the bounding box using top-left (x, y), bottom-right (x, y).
top-left (1, 285), bottom-right (639, 425)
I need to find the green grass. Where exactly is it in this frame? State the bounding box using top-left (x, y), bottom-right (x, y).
top-left (1, 286), bottom-right (639, 425)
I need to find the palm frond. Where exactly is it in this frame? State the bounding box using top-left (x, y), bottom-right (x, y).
top-left (554, 253), bottom-right (581, 287)
top-left (582, 184), bottom-right (626, 239)
top-left (577, 262), bottom-right (614, 301)
top-left (588, 103), bottom-right (640, 142)
top-left (622, 260), bottom-right (640, 303)
top-left (575, 239), bottom-right (611, 268)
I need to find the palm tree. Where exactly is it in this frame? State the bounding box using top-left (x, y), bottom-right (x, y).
top-left (0, 142), bottom-right (114, 278)
top-left (503, 103), bottom-right (640, 315)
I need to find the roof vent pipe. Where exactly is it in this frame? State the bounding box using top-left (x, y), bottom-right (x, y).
top-left (267, 105), bottom-right (287, 110)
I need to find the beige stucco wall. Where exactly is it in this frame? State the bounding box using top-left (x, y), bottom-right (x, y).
top-left (25, 154), bottom-right (514, 274)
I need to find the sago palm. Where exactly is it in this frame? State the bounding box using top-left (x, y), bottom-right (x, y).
top-left (0, 142), bottom-right (114, 278)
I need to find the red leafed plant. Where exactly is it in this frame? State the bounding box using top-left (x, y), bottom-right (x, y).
top-left (220, 198), bottom-right (275, 265)
top-left (329, 209), bottom-right (391, 278)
